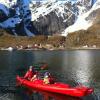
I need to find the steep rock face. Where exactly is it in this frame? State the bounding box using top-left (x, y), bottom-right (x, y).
top-left (32, 9), bottom-right (75, 35)
top-left (86, 8), bottom-right (100, 22)
top-left (0, 4), bottom-right (8, 23)
top-left (28, 1), bottom-right (79, 35)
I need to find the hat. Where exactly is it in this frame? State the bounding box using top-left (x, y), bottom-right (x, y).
top-left (44, 72), bottom-right (50, 77)
top-left (44, 72), bottom-right (50, 76)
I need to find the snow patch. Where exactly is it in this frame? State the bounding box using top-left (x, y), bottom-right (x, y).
top-left (62, 0), bottom-right (100, 36)
top-left (0, 0), bottom-right (17, 8)
top-left (62, 13), bottom-right (92, 36)
top-left (30, 1), bottom-right (71, 21)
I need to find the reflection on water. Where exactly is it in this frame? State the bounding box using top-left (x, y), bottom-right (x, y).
top-left (0, 50), bottom-right (100, 100)
top-left (63, 51), bottom-right (93, 85)
top-left (19, 89), bottom-right (82, 100)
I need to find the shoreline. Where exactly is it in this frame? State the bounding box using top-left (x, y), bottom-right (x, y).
top-left (66, 47), bottom-right (100, 50)
top-left (0, 47), bottom-right (100, 51)
top-left (0, 34), bottom-right (100, 51)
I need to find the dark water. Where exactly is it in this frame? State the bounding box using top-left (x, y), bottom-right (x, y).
top-left (0, 50), bottom-right (100, 100)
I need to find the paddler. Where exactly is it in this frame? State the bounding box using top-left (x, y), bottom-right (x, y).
top-left (24, 66), bottom-right (35, 80)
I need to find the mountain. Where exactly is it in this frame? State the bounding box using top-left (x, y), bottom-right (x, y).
top-left (0, 0), bottom-right (99, 36)
top-left (0, 0), bottom-right (77, 36)
top-left (30, 1), bottom-right (78, 35)
top-left (65, 0), bottom-right (100, 48)
top-left (63, 0), bottom-right (99, 35)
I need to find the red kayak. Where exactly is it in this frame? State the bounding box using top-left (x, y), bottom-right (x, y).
top-left (16, 76), bottom-right (93, 97)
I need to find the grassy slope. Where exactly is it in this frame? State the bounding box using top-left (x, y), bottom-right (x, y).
top-left (65, 9), bottom-right (100, 49)
top-left (0, 30), bottom-right (65, 48)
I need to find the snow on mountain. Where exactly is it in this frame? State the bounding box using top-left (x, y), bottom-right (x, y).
top-left (62, 13), bottom-right (92, 36)
top-left (30, 0), bottom-right (77, 21)
top-left (30, 1), bottom-right (60, 21)
top-left (0, 0), bottom-right (33, 36)
top-left (0, 0), bottom-right (17, 8)
top-left (0, 0), bottom-right (21, 27)
top-left (30, 0), bottom-right (79, 35)
top-left (63, 0), bottom-right (100, 36)
top-left (0, 0), bottom-right (99, 36)
top-left (0, 0), bottom-right (79, 35)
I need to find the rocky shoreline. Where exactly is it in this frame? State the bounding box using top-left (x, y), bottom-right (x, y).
top-left (0, 42), bottom-right (65, 51)
top-left (0, 45), bottom-right (100, 51)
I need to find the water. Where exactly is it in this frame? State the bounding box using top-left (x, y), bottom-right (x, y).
top-left (0, 50), bottom-right (100, 100)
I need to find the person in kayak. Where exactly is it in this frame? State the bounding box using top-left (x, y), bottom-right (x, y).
top-left (30, 71), bottom-right (39, 81)
top-left (43, 72), bottom-right (55, 84)
top-left (43, 72), bottom-right (50, 84)
top-left (24, 66), bottom-right (36, 80)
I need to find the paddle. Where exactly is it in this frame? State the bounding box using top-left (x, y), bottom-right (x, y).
top-left (33, 63), bottom-right (48, 71)
top-left (40, 63), bottom-right (48, 70)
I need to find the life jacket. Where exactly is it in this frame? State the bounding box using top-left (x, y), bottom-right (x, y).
top-left (44, 72), bottom-right (55, 84)
top-left (24, 70), bottom-right (34, 79)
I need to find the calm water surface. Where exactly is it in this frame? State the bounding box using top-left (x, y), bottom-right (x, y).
top-left (0, 50), bottom-right (100, 100)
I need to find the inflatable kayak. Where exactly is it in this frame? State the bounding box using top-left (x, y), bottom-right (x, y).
top-left (16, 76), bottom-right (93, 97)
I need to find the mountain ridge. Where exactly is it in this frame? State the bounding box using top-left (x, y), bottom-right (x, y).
top-left (0, 0), bottom-right (98, 36)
